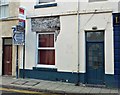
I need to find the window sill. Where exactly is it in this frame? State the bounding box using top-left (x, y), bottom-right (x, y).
top-left (0, 3), bottom-right (9, 6)
top-left (0, 17), bottom-right (9, 20)
top-left (34, 2), bottom-right (57, 9)
top-left (33, 66), bottom-right (57, 72)
top-left (36, 64), bottom-right (56, 68)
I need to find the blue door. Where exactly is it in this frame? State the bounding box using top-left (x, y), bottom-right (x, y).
top-left (86, 32), bottom-right (104, 85)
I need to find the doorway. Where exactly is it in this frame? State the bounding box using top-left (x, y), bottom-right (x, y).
top-left (86, 31), bottom-right (104, 85)
top-left (2, 38), bottom-right (12, 75)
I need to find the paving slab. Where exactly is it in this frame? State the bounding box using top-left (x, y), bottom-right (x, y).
top-left (40, 83), bottom-right (55, 90)
top-left (62, 85), bottom-right (75, 92)
top-left (24, 81), bottom-right (40, 86)
top-left (11, 80), bottom-right (28, 85)
top-left (70, 86), bottom-right (84, 93)
top-left (1, 77), bottom-right (17, 85)
top-left (9, 83), bottom-right (31, 88)
top-left (119, 90), bottom-right (120, 95)
top-left (33, 81), bottom-right (54, 90)
top-left (89, 87), bottom-right (101, 93)
top-left (54, 84), bottom-right (68, 91)
top-left (80, 87), bottom-right (93, 93)
top-left (110, 89), bottom-right (119, 93)
top-left (46, 83), bottom-right (62, 90)
top-left (100, 88), bottom-right (111, 93)
top-left (33, 81), bottom-right (50, 88)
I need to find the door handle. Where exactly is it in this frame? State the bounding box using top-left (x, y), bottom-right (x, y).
top-left (6, 61), bottom-right (10, 64)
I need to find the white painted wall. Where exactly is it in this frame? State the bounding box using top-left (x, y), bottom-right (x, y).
top-left (79, 1), bottom-right (119, 13)
top-left (119, 1), bottom-right (120, 12)
top-left (56, 15), bottom-right (78, 72)
top-left (19, 46), bottom-right (23, 69)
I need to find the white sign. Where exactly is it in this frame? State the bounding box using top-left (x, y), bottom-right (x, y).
top-left (18, 6), bottom-right (26, 20)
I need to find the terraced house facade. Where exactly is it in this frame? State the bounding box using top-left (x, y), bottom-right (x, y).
top-left (0, 0), bottom-right (34, 76)
top-left (1, 0), bottom-right (120, 88)
top-left (0, 0), bottom-right (20, 76)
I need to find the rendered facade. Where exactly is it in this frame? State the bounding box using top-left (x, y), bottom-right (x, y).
top-left (0, 0), bottom-right (20, 76)
top-left (20, 0), bottom-right (120, 88)
top-left (1, 0), bottom-right (120, 88)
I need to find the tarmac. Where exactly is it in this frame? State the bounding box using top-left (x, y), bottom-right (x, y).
top-left (0, 76), bottom-right (120, 94)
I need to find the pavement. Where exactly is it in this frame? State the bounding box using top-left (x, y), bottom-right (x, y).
top-left (0, 76), bottom-right (120, 94)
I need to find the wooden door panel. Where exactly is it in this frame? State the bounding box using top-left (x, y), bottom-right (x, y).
top-left (3, 45), bottom-right (12, 75)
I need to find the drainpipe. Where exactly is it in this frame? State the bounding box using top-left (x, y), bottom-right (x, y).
top-left (76, 0), bottom-right (80, 86)
top-left (16, 45), bottom-right (19, 79)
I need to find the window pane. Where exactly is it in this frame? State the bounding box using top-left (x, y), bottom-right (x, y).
top-left (4, 5), bottom-right (8, 17)
top-left (38, 50), bottom-right (55, 65)
top-left (0, 5), bottom-right (8, 18)
top-left (38, 34), bottom-right (54, 47)
top-left (86, 32), bottom-right (104, 42)
top-left (4, 38), bottom-right (12, 45)
top-left (1, 6), bottom-right (4, 17)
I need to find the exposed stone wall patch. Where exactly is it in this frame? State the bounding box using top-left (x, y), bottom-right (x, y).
top-left (31, 17), bottom-right (60, 32)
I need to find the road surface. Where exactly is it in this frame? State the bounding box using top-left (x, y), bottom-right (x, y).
top-left (0, 87), bottom-right (62, 95)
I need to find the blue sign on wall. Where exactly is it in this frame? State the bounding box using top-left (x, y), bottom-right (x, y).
top-left (113, 13), bottom-right (120, 26)
top-left (13, 32), bottom-right (24, 45)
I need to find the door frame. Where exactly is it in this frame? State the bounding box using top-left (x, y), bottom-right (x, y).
top-left (85, 31), bottom-right (105, 85)
top-left (2, 37), bottom-right (12, 75)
